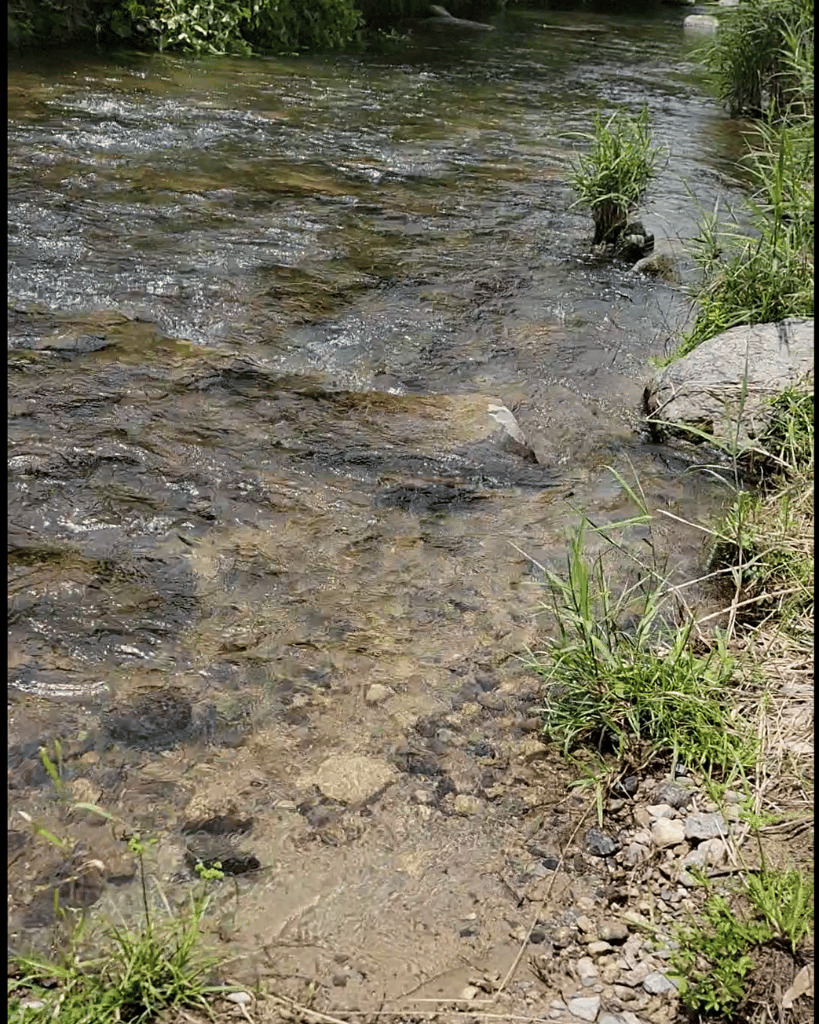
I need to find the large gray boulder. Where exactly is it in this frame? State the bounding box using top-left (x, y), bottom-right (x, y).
top-left (644, 319), bottom-right (814, 448)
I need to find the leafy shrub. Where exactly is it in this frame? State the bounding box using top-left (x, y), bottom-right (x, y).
top-left (10, 0), bottom-right (364, 53)
top-left (568, 107), bottom-right (660, 245)
top-left (671, 890), bottom-right (774, 1018)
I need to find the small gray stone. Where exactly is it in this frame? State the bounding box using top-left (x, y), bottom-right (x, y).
top-left (553, 925), bottom-right (574, 948)
top-left (599, 919), bottom-right (630, 944)
top-left (453, 794), bottom-right (482, 816)
top-left (683, 846), bottom-right (708, 870)
top-left (600, 1015), bottom-right (627, 1024)
top-left (576, 914), bottom-right (596, 935)
top-left (620, 842), bottom-right (650, 868)
top-left (652, 780), bottom-right (693, 809)
top-left (588, 940), bottom-right (613, 955)
top-left (568, 994), bottom-right (601, 1022)
top-left (651, 818), bottom-right (686, 848)
top-left (701, 837), bottom-right (728, 866)
top-left (646, 803), bottom-right (676, 819)
top-left (577, 956), bottom-right (599, 980)
top-left (364, 683), bottom-right (391, 705)
top-left (586, 826), bottom-right (621, 857)
top-left (643, 971), bottom-right (678, 995)
top-left (460, 984), bottom-right (480, 1000)
top-left (684, 812), bottom-right (728, 841)
top-left (619, 964), bottom-right (650, 987)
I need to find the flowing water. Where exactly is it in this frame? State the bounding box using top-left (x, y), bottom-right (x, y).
top-left (8, 4), bottom-right (750, 1008)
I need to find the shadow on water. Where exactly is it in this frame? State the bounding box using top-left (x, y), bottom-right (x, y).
top-left (8, 6), bottom-right (750, 1000)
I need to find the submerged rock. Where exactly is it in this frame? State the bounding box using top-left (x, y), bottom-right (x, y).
top-left (632, 250), bottom-right (679, 283)
top-left (426, 5), bottom-right (495, 31)
top-left (309, 754), bottom-right (398, 807)
top-left (644, 319), bottom-right (814, 448)
top-left (614, 220), bottom-right (654, 262)
top-left (684, 14), bottom-right (719, 35)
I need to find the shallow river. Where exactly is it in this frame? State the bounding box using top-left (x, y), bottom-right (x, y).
top-left (8, 2), bottom-right (749, 1002)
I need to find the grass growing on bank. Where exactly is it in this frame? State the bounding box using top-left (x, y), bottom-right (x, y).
top-left (670, 0), bottom-right (814, 362)
top-left (8, 817), bottom-right (230, 1024)
top-left (670, 867), bottom-right (814, 1019)
top-left (526, 518), bottom-right (755, 777)
top-left (703, 386), bottom-right (815, 640)
top-left (701, 0), bottom-right (814, 117)
top-left (673, 118), bottom-right (814, 361)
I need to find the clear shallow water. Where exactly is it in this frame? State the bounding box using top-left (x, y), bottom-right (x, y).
top-left (9, 4), bottom-right (749, 988)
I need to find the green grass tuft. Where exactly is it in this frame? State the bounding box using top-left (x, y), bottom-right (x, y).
top-left (568, 106), bottom-right (660, 245)
top-left (526, 521), bottom-right (756, 776)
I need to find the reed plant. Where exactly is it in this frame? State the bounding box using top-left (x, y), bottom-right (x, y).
top-left (674, 116), bottom-right (813, 360)
top-left (702, 0), bottom-right (814, 118)
top-left (568, 106), bottom-right (660, 245)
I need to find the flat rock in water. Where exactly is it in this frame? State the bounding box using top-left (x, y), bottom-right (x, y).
top-left (644, 319), bottom-right (813, 448)
top-left (310, 755), bottom-right (398, 807)
top-left (683, 14), bottom-right (719, 34)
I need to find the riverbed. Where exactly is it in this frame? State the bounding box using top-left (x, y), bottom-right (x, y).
top-left (8, 3), bottom-right (749, 1006)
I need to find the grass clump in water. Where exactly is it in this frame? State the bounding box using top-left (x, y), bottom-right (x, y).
top-left (526, 518), bottom-right (755, 778)
top-left (568, 106), bottom-right (660, 245)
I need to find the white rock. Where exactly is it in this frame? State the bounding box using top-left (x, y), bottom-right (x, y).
top-left (460, 984), bottom-right (479, 1000)
top-left (651, 817), bottom-right (686, 848)
top-left (568, 994), bottom-right (601, 1022)
top-left (683, 14), bottom-right (719, 34)
top-left (227, 991), bottom-right (253, 1005)
top-left (646, 803), bottom-right (677, 819)
top-left (645, 319), bottom-right (813, 448)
